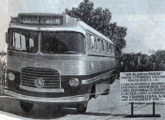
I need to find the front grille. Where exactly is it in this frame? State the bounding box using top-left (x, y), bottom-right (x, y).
top-left (20, 67), bottom-right (61, 89)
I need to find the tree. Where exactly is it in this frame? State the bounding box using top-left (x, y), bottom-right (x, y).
top-left (120, 53), bottom-right (152, 72)
top-left (151, 50), bottom-right (165, 70)
top-left (65, 0), bottom-right (127, 57)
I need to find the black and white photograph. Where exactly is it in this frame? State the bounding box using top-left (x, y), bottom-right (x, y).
top-left (0, 0), bottom-right (165, 119)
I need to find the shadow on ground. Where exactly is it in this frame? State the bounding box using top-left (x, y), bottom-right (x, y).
top-left (0, 98), bottom-right (68, 119)
top-left (0, 97), bottom-right (120, 119)
top-left (0, 97), bottom-right (126, 119)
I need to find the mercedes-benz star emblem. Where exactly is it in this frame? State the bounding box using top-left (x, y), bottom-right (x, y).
top-left (34, 77), bottom-right (44, 88)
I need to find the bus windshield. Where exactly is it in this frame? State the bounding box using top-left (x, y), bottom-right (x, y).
top-left (8, 29), bottom-right (85, 54)
top-left (41, 31), bottom-right (85, 54)
top-left (8, 29), bottom-right (38, 53)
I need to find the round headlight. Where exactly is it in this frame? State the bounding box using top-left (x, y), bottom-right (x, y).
top-left (8, 72), bottom-right (15, 81)
top-left (69, 78), bottom-right (80, 87)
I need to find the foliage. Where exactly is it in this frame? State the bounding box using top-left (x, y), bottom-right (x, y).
top-left (119, 50), bottom-right (165, 72)
top-left (119, 53), bottom-right (152, 72)
top-left (65, 0), bottom-right (127, 57)
top-left (150, 50), bottom-right (165, 71)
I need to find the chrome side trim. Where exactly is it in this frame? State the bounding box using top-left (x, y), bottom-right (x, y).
top-left (19, 85), bottom-right (64, 93)
top-left (4, 90), bottom-right (89, 103)
top-left (81, 69), bottom-right (116, 84)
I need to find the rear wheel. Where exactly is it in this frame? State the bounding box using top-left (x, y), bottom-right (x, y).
top-left (76, 103), bottom-right (87, 114)
top-left (20, 101), bottom-right (34, 113)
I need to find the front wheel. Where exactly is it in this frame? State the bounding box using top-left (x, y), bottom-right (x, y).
top-left (20, 101), bottom-right (34, 113)
top-left (76, 103), bottom-right (87, 114)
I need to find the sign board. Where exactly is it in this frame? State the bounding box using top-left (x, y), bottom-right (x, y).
top-left (120, 71), bottom-right (165, 102)
top-left (18, 14), bottom-right (63, 25)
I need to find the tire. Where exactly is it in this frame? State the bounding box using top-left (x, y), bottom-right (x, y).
top-left (76, 103), bottom-right (87, 114)
top-left (20, 101), bottom-right (34, 113)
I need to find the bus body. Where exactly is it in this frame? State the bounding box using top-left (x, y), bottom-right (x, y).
top-left (0, 13), bottom-right (118, 113)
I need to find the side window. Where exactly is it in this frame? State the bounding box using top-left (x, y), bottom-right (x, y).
top-left (109, 43), bottom-right (113, 53)
top-left (29, 38), bottom-right (34, 49)
top-left (101, 40), bottom-right (104, 52)
top-left (88, 34), bottom-right (98, 52)
top-left (95, 37), bottom-right (98, 51)
top-left (11, 31), bottom-right (37, 52)
top-left (98, 39), bottom-right (103, 52)
top-left (9, 30), bottom-right (38, 53)
top-left (21, 35), bottom-right (26, 51)
top-left (10, 32), bottom-right (15, 49)
top-left (87, 34), bottom-right (91, 50)
top-left (112, 45), bottom-right (115, 54)
top-left (14, 33), bottom-right (21, 50)
top-left (90, 35), bottom-right (95, 50)
top-left (13, 32), bottom-right (27, 51)
top-left (105, 42), bottom-right (109, 52)
top-left (29, 37), bottom-right (38, 52)
top-left (98, 39), bottom-right (101, 52)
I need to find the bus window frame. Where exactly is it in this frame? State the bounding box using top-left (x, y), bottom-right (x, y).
top-left (98, 39), bottom-right (102, 53)
top-left (90, 35), bottom-right (95, 50)
top-left (40, 31), bottom-right (86, 55)
top-left (94, 37), bottom-right (98, 52)
top-left (8, 28), bottom-right (39, 53)
top-left (87, 32), bottom-right (96, 53)
top-left (106, 42), bottom-right (109, 53)
top-left (101, 39), bottom-right (105, 52)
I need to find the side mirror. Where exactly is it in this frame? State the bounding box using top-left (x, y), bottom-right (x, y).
top-left (5, 32), bottom-right (9, 44)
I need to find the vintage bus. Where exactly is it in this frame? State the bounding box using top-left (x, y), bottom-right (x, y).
top-left (0, 13), bottom-right (118, 113)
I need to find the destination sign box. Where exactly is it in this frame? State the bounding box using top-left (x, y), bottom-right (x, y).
top-left (40, 17), bottom-right (62, 25)
top-left (20, 16), bottom-right (39, 24)
top-left (17, 14), bottom-right (63, 25)
top-left (120, 71), bottom-right (165, 102)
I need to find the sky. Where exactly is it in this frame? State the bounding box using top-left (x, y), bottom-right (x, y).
top-left (1, 0), bottom-right (165, 55)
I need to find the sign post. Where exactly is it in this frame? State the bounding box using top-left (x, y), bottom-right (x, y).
top-left (120, 71), bottom-right (165, 118)
top-left (124, 102), bottom-right (160, 118)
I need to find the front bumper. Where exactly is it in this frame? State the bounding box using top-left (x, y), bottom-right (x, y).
top-left (3, 89), bottom-right (89, 103)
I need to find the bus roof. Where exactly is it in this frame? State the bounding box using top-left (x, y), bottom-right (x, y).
top-left (10, 13), bottom-right (113, 44)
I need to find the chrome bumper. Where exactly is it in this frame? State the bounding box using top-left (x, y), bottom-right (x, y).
top-left (4, 90), bottom-right (89, 103)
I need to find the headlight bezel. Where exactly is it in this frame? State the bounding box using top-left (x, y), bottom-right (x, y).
top-left (69, 78), bottom-right (80, 87)
top-left (7, 72), bottom-right (15, 81)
